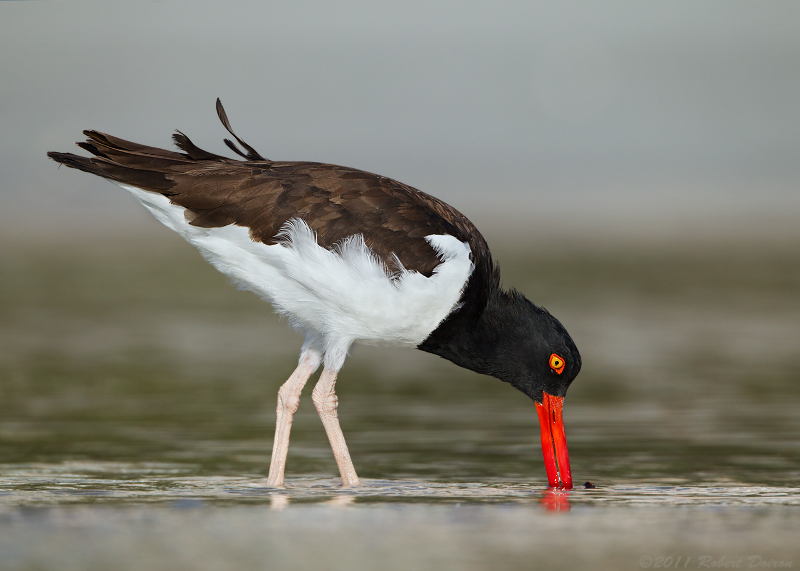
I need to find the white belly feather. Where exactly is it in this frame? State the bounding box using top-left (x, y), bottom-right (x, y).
top-left (121, 184), bottom-right (473, 360)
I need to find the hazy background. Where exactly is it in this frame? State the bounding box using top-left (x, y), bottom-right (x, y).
top-left (1, 3), bottom-right (800, 570)
top-left (1, 0), bottom-right (799, 246)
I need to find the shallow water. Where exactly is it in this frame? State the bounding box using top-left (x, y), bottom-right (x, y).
top-left (1, 237), bottom-right (799, 569)
top-left (3, 462), bottom-right (800, 508)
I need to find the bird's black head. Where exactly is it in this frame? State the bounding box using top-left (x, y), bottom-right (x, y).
top-left (481, 290), bottom-right (580, 489)
top-left (419, 287), bottom-right (581, 489)
top-left (418, 287), bottom-right (581, 403)
top-left (484, 290), bottom-right (582, 404)
top-left (418, 286), bottom-right (581, 488)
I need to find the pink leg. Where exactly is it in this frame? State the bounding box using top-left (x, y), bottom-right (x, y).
top-left (312, 367), bottom-right (361, 487)
top-left (266, 352), bottom-right (320, 488)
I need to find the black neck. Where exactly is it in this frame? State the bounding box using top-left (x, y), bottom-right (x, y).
top-left (418, 285), bottom-right (531, 382)
top-left (417, 257), bottom-right (581, 403)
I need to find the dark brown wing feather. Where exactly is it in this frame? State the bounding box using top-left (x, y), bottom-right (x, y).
top-left (172, 160), bottom-right (493, 277)
top-left (47, 101), bottom-right (498, 311)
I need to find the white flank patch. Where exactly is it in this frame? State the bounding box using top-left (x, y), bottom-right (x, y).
top-left (120, 184), bottom-right (474, 365)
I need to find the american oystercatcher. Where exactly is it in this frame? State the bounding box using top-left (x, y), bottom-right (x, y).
top-left (48, 100), bottom-right (582, 489)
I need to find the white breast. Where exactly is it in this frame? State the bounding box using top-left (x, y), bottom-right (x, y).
top-left (120, 184), bottom-right (474, 362)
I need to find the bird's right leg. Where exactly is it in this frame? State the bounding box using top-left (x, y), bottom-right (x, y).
top-left (312, 365), bottom-right (361, 488)
top-left (266, 344), bottom-right (322, 488)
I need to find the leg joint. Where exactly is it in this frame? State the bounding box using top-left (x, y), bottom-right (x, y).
top-left (311, 383), bottom-right (338, 416)
top-left (277, 385), bottom-right (302, 415)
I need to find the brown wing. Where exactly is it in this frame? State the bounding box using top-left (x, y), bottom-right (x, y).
top-left (47, 102), bottom-right (491, 280)
top-left (174, 161), bottom-right (493, 277)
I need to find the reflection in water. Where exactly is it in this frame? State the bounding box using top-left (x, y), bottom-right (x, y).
top-left (271, 494), bottom-right (289, 511)
top-left (325, 494), bottom-right (355, 508)
top-left (270, 492), bottom-right (355, 510)
top-left (1, 498), bottom-right (799, 571)
top-left (1, 464), bottom-right (799, 507)
top-left (539, 489), bottom-right (571, 512)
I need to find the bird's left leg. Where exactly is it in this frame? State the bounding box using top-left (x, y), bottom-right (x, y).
top-left (312, 361), bottom-right (361, 487)
top-left (266, 343), bottom-right (322, 488)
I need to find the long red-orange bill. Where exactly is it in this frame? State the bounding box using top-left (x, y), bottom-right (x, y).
top-left (535, 393), bottom-right (573, 489)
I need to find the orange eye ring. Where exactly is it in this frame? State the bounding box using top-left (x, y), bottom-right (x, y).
top-left (549, 353), bottom-right (566, 375)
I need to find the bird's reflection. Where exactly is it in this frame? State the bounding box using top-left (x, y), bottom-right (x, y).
top-left (270, 488), bottom-right (570, 511)
top-left (270, 493), bottom-right (289, 510)
top-left (539, 488), bottom-right (571, 512)
top-left (270, 493), bottom-right (355, 510)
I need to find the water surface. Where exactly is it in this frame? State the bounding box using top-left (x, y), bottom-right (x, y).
top-left (1, 236), bottom-right (799, 569)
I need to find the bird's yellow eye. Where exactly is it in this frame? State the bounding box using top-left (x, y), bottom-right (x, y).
top-left (549, 353), bottom-right (565, 375)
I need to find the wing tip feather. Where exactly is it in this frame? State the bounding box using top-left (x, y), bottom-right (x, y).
top-left (215, 98), bottom-right (268, 162)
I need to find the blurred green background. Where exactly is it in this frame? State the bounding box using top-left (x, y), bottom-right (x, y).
top-left (2, 232), bottom-right (798, 486)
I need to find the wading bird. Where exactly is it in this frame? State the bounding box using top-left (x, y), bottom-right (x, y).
top-left (48, 100), bottom-right (581, 489)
